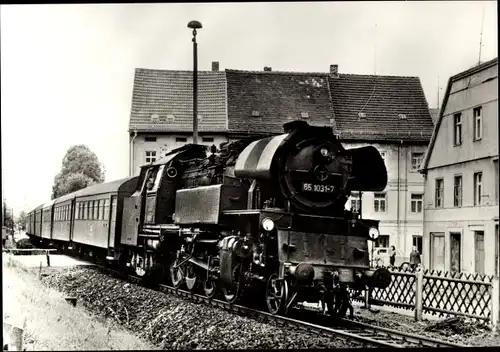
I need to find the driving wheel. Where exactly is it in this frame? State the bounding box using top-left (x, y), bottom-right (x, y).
top-left (169, 258), bottom-right (184, 289)
top-left (265, 274), bottom-right (288, 315)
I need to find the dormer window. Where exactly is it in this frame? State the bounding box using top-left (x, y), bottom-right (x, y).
top-left (301, 112), bottom-right (309, 119)
top-left (398, 114), bottom-right (407, 119)
top-left (252, 110), bottom-right (260, 117)
top-left (358, 112), bottom-right (366, 119)
top-left (198, 114), bottom-right (203, 121)
top-left (166, 114), bottom-right (175, 121)
top-left (151, 113), bottom-right (160, 121)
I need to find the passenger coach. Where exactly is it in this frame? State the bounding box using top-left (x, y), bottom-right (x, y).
top-left (26, 177), bottom-right (138, 260)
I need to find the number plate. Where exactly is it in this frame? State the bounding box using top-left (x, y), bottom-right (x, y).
top-left (302, 183), bottom-right (336, 193)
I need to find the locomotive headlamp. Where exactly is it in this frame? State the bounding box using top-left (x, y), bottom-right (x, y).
top-left (261, 218), bottom-right (275, 232)
top-left (320, 147), bottom-right (329, 157)
top-left (368, 227), bottom-right (380, 240)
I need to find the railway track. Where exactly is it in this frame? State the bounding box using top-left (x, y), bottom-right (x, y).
top-left (90, 263), bottom-right (466, 348)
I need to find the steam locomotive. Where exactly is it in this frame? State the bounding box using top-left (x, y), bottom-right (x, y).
top-left (27, 121), bottom-right (391, 317)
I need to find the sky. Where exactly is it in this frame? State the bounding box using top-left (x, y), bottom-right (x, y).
top-left (1, 1), bottom-right (497, 214)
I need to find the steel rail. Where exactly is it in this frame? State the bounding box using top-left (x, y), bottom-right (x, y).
top-left (337, 318), bottom-right (467, 348)
top-left (90, 264), bottom-right (466, 348)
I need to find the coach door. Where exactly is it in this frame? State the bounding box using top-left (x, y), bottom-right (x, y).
top-left (108, 196), bottom-right (118, 248)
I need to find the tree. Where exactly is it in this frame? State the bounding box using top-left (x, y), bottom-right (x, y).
top-left (3, 199), bottom-right (14, 230)
top-left (51, 145), bottom-right (105, 199)
top-left (17, 210), bottom-right (27, 231)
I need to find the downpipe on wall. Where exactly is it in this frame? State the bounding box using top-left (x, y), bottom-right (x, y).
top-left (129, 130), bottom-right (138, 176)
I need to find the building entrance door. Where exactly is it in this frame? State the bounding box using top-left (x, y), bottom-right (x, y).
top-left (475, 231), bottom-right (485, 274)
top-left (450, 232), bottom-right (461, 273)
top-left (431, 233), bottom-right (445, 271)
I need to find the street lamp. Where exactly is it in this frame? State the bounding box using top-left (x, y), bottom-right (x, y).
top-left (188, 20), bottom-right (202, 145)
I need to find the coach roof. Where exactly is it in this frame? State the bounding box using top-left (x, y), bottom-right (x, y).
top-left (73, 177), bottom-right (137, 198)
top-left (42, 199), bottom-right (56, 209)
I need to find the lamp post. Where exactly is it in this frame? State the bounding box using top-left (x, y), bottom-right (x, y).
top-left (188, 20), bottom-right (202, 145)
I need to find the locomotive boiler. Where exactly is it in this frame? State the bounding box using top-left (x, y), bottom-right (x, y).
top-left (120, 120), bottom-right (392, 317)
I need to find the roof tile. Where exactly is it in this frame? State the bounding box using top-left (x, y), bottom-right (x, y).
top-left (129, 69), bottom-right (227, 133)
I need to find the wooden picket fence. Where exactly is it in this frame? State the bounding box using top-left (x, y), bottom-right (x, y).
top-left (350, 267), bottom-right (499, 330)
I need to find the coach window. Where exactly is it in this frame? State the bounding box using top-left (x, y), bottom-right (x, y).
top-left (94, 200), bottom-right (98, 220)
top-left (87, 201), bottom-right (91, 219)
top-left (104, 199), bottom-right (110, 220)
top-left (99, 200), bottom-right (104, 219)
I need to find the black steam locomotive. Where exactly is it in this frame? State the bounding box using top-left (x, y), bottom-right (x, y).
top-left (27, 121), bottom-right (391, 317)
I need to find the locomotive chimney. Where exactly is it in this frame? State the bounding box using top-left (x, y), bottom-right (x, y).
top-left (264, 66), bottom-right (272, 72)
top-left (330, 64), bottom-right (339, 78)
top-left (212, 61), bottom-right (219, 71)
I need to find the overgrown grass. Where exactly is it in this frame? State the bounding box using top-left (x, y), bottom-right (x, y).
top-left (3, 254), bottom-right (156, 351)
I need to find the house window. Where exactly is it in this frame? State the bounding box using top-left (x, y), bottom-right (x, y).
top-left (475, 231), bottom-right (485, 274)
top-left (474, 172), bottom-right (482, 206)
top-left (435, 178), bottom-right (444, 208)
top-left (300, 112), bottom-right (309, 119)
top-left (202, 137), bottom-right (214, 143)
top-left (350, 193), bottom-right (361, 213)
top-left (411, 152), bottom-right (424, 171)
top-left (374, 193), bottom-right (386, 212)
top-left (376, 235), bottom-right (390, 248)
top-left (145, 151), bottom-right (156, 163)
top-left (453, 175), bottom-right (462, 207)
top-left (454, 113), bottom-right (462, 146)
top-left (473, 106), bottom-right (482, 141)
top-left (176, 137), bottom-right (188, 143)
top-left (410, 194), bottom-right (423, 213)
top-left (145, 136), bottom-right (157, 142)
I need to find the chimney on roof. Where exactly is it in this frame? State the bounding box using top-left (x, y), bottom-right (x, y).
top-left (212, 61), bottom-right (219, 71)
top-left (330, 64), bottom-right (339, 78)
top-left (264, 66), bottom-right (272, 72)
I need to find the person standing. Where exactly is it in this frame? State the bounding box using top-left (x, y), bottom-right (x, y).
top-left (389, 245), bottom-right (396, 268)
top-left (409, 246), bottom-right (421, 271)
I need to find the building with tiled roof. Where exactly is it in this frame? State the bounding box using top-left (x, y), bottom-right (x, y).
top-left (419, 57), bottom-right (498, 275)
top-left (128, 67), bottom-right (229, 176)
top-left (128, 63), bottom-right (435, 258)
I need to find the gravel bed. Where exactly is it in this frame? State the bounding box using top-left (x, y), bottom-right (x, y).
top-left (35, 266), bottom-right (369, 349)
top-left (351, 306), bottom-right (499, 346)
